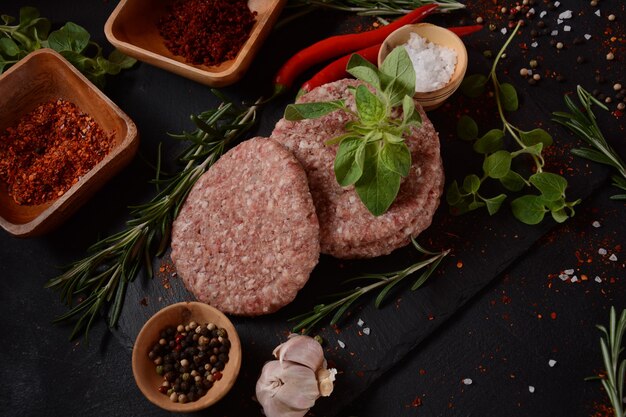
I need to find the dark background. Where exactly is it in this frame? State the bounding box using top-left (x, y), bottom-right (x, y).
top-left (1, 1), bottom-right (625, 416)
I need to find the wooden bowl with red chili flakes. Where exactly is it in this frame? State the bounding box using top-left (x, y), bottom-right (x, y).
top-left (0, 49), bottom-right (138, 237)
top-left (104, 0), bottom-right (286, 87)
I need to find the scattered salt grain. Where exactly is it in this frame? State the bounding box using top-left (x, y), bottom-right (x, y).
top-left (548, 359), bottom-right (557, 367)
top-left (609, 254), bottom-right (618, 262)
top-left (595, 276), bottom-right (602, 283)
top-left (363, 327), bottom-right (371, 335)
top-left (564, 25), bottom-right (571, 32)
top-left (592, 221), bottom-right (601, 228)
top-left (540, 11), bottom-right (547, 18)
top-left (338, 340), bottom-right (346, 348)
top-left (554, 1), bottom-right (560, 6)
top-left (557, 19), bottom-right (563, 25)
top-left (403, 33), bottom-right (457, 93)
top-left (598, 248), bottom-right (608, 255)
top-left (531, 42), bottom-right (539, 48)
top-left (595, 9), bottom-right (601, 17)
top-left (462, 378), bottom-right (473, 385)
top-left (559, 10), bottom-right (572, 19)
top-left (564, 269), bottom-right (575, 275)
top-left (584, 34), bottom-right (592, 40)
top-left (571, 276), bottom-right (579, 283)
top-left (551, 30), bottom-right (559, 36)
top-left (529, 386), bottom-right (535, 393)
top-left (501, 28), bottom-right (508, 35)
top-left (559, 274), bottom-right (569, 281)
top-left (357, 318), bottom-right (364, 327)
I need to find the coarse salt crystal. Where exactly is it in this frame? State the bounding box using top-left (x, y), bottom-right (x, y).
top-left (571, 276), bottom-right (579, 283)
top-left (338, 340), bottom-right (345, 348)
top-left (557, 19), bottom-right (563, 24)
top-left (584, 34), bottom-right (592, 40)
top-left (501, 28), bottom-right (507, 35)
top-left (559, 10), bottom-right (572, 19)
top-left (357, 318), bottom-right (364, 327)
top-left (363, 327), bottom-right (371, 335)
top-left (564, 25), bottom-right (571, 32)
top-left (551, 30), bottom-right (559, 36)
top-left (549, 359), bottom-right (557, 367)
top-left (595, 276), bottom-right (602, 283)
top-left (609, 254), bottom-right (618, 261)
top-left (529, 386), bottom-right (535, 393)
top-left (554, 1), bottom-right (560, 6)
top-left (592, 221), bottom-right (601, 228)
top-left (564, 269), bottom-right (575, 275)
top-left (598, 248), bottom-right (608, 255)
top-left (462, 378), bottom-right (473, 385)
top-left (531, 42), bottom-right (539, 48)
top-left (595, 9), bottom-right (601, 17)
top-left (540, 11), bottom-right (547, 18)
top-left (559, 274), bottom-right (569, 281)
top-left (403, 32), bottom-right (457, 93)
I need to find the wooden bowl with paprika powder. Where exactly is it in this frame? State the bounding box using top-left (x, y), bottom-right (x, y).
top-left (0, 49), bottom-right (138, 237)
top-left (104, 0), bottom-right (286, 87)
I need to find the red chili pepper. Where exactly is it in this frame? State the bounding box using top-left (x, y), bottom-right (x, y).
top-left (273, 4), bottom-right (439, 95)
top-left (298, 25), bottom-right (483, 96)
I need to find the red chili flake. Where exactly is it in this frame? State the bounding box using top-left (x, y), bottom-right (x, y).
top-left (419, 369), bottom-right (427, 375)
top-left (550, 312), bottom-right (558, 320)
top-left (410, 396), bottom-right (423, 407)
top-left (456, 260), bottom-right (464, 269)
top-left (158, 0), bottom-right (257, 67)
top-left (0, 98), bottom-right (112, 206)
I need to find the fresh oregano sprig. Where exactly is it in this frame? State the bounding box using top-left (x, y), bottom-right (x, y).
top-left (553, 85), bottom-right (626, 200)
top-left (0, 7), bottom-right (135, 87)
top-left (46, 91), bottom-right (260, 340)
top-left (448, 21), bottom-right (580, 225)
top-left (586, 307), bottom-right (626, 417)
top-left (290, 239), bottom-right (449, 333)
top-left (284, 47), bottom-right (422, 216)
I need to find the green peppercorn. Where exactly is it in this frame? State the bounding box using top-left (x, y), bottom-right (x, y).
top-left (156, 365), bottom-right (164, 375)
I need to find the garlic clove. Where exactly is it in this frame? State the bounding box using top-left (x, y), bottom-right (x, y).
top-left (256, 360), bottom-right (320, 417)
top-left (273, 334), bottom-right (324, 371)
top-left (317, 367), bottom-right (337, 397)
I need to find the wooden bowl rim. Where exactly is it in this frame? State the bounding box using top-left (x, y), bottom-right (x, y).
top-left (131, 301), bottom-right (242, 413)
top-left (0, 49), bottom-right (138, 237)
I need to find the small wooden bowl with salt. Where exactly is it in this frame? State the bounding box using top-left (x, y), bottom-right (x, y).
top-left (378, 23), bottom-right (468, 110)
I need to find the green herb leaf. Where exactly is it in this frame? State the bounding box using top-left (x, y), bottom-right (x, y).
top-left (108, 49), bottom-right (137, 69)
top-left (529, 172), bottom-right (568, 201)
top-left (462, 174), bottom-right (481, 194)
top-left (511, 195), bottom-right (546, 225)
top-left (499, 83), bottom-right (519, 112)
top-left (355, 143), bottom-right (401, 216)
top-left (484, 194), bottom-right (507, 215)
top-left (284, 101), bottom-right (344, 121)
top-left (402, 95), bottom-right (420, 125)
top-left (457, 115), bottom-right (478, 141)
top-left (473, 129), bottom-right (504, 153)
top-left (0, 38), bottom-right (20, 57)
top-left (500, 170), bottom-right (526, 192)
top-left (47, 22), bottom-right (90, 53)
top-left (520, 128), bottom-right (553, 147)
top-left (380, 141), bottom-right (411, 177)
top-left (522, 143), bottom-right (544, 157)
top-left (380, 46), bottom-right (415, 106)
top-left (355, 84), bottom-right (385, 124)
top-left (460, 74), bottom-right (487, 98)
top-left (334, 136), bottom-right (365, 186)
top-left (446, 181), bottom-right (463, 206)
top-left (18, 6), bottom-right (39, 26)
top-left (551, 207), bottom-right (569, 223)
top-left (483, 150), bottom-right (512, 179)
top-left (347, 53), bottom-right (381, 90)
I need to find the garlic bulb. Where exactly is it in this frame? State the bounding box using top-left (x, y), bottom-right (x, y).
top-left (256, 335), bottom-right (336, 417)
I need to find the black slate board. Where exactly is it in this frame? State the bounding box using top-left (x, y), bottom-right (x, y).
top-left (2, 1), bottom-right (624, 417)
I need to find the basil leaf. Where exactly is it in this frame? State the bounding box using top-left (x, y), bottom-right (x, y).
top-left (520, 128), bottom-right (553, 147)
top-left (483, 150), bottom-right (512, 179)
top-left (355, 85), bottom-right (385, 124)
top-left (380, 141), bottom-right (411, 177)
top-left (347, 54), bottom-right (381, 91)
top-left (462, 174), bottom-right (481, 194)
top-left (97, 56), bottom-right (121, 75)
top-left (48, 22), bottom-right (90, 53)
top-left (468, 201), bottom-right (485, 211)
top-left (284, 100), bottom-right (344, 121)
top-left (551, 208), bottom-right (569, 223)
top-left (529, 172), bottom-right (568, 201)
top-left (484, 194), bottom-right (507, 215)
top-left (0, 38), bottom-right (20, 57)
top-left (473, 129), bottom-right (504, 154)
top-left (457, 115), bottom-right (478, 141)
top-left (446, 181), bottom-right (463, 205)
top-left (402, 95), bottom-right (420, 125)
top-left (355, 143), bottom-right (401, 216)
top-left (461, 74), bottom-right (487, 98)
top-left (511, 195), bottom-right (547, 225)
top-left (500, 170), bottom-right (526, 192)
top-left (334, 137), bottom-right (366, 186)
top-left (380, 46), bottom-right (415, 105)
top-left (108, 49), bottom-right (137, 69)
top-left (499, 83), bottom-right (519, 112)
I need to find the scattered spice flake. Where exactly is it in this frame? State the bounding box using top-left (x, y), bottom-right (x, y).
top-left (140, 297), bottom-right (148, 306)
top-left (550, 312), bottom-right (558, 320)
top-left (548, 359), bottom-right (557, 367)
top-left (456, 260), bottom-right (464, 269)
top-left (409, 396), bottom-right (423, 407)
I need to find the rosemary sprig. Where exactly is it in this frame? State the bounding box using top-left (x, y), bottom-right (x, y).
top-left (553, 86), bottom-right (626, 200)
top-left (587, 307), bottom-right (626, 417)
top-left (45, 91), bottom-right (261, 340)
top-left (290, 239), bottom-right (449, 333)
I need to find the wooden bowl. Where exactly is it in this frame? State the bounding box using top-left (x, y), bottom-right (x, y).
top-left (132, 302), bottom-right (242, 413)
top-left (0, 49), bottom-right (138, 237)
top-left (105, 0), bottom-right (286, 87)
top-left (378, 23), bottom-right (468, 111)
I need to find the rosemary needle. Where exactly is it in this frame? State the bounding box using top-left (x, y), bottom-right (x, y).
top-left (290, 239), bottom-right (449, 333)
top-left (46, 91), bottom-right (261, 340)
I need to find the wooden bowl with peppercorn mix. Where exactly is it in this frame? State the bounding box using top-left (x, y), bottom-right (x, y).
top-left (132, 301), bottom-right (242, 412)
top-left (104, 0), bottom-right (286, 87)
top-left (0, 49), bottom-right (138, 238)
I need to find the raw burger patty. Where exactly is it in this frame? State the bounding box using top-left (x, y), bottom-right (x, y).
top-left (171, 137), bottom-right (320, 316)
top-left (271, 79), bottom-right (444, 259)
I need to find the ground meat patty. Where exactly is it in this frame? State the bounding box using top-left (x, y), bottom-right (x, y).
top-left (271, 79), bottom-right (444, 259)
top-left (171, 137), bottom-right (320, 315)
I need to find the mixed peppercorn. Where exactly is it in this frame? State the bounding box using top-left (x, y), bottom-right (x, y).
top-left (148, 321), bottom-right (231, 403)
